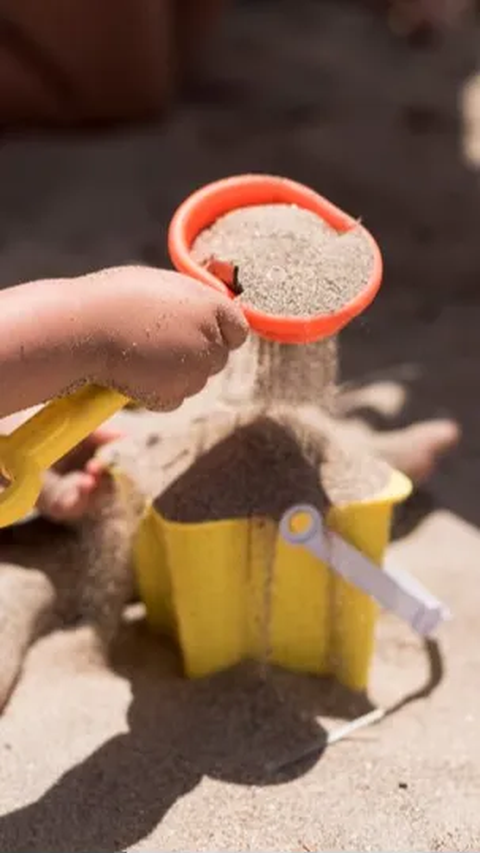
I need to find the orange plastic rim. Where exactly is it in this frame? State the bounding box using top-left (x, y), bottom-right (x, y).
top-left (168, 174), bottom-right (383, 344)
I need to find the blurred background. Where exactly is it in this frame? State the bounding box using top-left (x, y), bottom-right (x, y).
top-left (1, 0), bottom-right (479, 524)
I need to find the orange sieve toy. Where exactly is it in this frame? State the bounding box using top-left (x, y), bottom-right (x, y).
top-left (0, 174), bottom-right (382, 528)
top-left (168, 173), bottom-right (383, 344)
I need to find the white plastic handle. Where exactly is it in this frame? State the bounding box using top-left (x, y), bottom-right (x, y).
top-left (280, 504), bottom-right (450, 636)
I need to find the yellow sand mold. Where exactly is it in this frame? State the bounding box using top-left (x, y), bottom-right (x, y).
top-left (134, 469), bottom-right (412, 692)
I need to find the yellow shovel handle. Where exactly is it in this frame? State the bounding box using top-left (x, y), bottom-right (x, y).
top-left (0, 384), bottom-right (129, 528)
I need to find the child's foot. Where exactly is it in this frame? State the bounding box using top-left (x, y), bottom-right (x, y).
top-left (36, 426), bottom-right (123, 523)
top-left (37, 469), bottom-right (103, 523)
top-left (369, 419), bottom-right (460, 485)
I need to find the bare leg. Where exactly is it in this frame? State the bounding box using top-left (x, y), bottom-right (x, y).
top-left (0, 564), bottom-right (55, 711)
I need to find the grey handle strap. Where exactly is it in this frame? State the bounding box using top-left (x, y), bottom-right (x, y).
top-left (279, 504), bottom-right (450, 636)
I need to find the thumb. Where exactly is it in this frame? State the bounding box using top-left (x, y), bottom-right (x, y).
top-left (215, 295), bottom-right (249, 350)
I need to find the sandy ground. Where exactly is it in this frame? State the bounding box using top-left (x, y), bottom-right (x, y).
top-left (1, 0), bottom-right (480, 849)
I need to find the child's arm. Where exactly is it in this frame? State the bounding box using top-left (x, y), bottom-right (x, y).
top-left (0, 265), bottom-right (248, 418)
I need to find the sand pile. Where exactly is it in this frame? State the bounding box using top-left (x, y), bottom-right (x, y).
top-left (155, 415), bottom-right (329, 523)
top-left (152, 408), bottom-right (390, 524)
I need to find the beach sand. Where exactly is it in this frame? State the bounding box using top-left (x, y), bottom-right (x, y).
top-left (0, 1), bottom-right (480, 849)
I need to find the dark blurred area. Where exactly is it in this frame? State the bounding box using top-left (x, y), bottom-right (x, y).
top-left (0, 0), bottom-right (479, 524)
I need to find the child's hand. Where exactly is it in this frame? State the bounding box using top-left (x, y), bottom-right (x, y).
top-left (91, 266), bottom-right (248, 411)
top-left (0, 264), bottom-right (248, 420)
